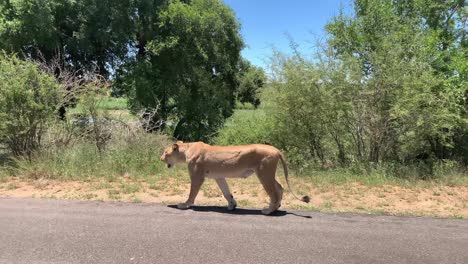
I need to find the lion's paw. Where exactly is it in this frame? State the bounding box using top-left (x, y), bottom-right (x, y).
top-left (261, 208), bottom-right (274, 215)
top-left (227, 200), bottom-right (237, 211)
top-left (177, 203), bottom-right (192, 210)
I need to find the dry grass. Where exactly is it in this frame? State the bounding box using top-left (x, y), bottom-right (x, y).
top-left (1, 174), bottom-right (467, 218)
top-left (1, 98), bottom-right (466, 219)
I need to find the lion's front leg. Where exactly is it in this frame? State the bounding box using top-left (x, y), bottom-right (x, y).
top-left (215, 178), bottom-right (237, 211)
top-left (178, 171), bottom-right (205, 210)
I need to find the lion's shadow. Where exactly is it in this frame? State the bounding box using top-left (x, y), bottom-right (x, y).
top-left (167, 205), bottom-right (311, 219)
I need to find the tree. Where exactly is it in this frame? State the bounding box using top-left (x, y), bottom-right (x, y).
top-left (1, 0), bottom-right (245, 141)
top-left (0, 0), bottom-right (133, 77)
top-left (264, 0), bottom-right (466, 171)
top-left (0, 0), bottom-right (135, 120)
top-left (0, 53), bottom-right (59, 157)
top-left (118, 0), bottom-right (244, 141)
top-left (324, 0), bottom-right (467, 163)
top-left (236, 59), bottom-right (266, 108)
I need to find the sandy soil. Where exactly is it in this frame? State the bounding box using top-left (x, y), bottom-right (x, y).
top-left (1, 176), bottom-right (467, 218)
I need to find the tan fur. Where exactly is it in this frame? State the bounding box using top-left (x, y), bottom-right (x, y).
top-left (160, 141), bottom-right (309, 215)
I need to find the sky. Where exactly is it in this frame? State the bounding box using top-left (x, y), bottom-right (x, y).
top-left (223, 0), bottom-right (353, 69)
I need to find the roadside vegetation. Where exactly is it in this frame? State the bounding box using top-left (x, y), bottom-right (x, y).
top-left (0, 0), bottom-right (466, 217)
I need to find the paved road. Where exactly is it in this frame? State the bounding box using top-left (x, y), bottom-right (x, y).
top-left (0, 198), bottom-right (467, 264)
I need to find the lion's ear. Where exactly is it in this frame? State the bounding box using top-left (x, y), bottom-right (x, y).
top-left (172, 144), bottom-right (179, 152)
top-left (176, 141), bottom-right (183, 144)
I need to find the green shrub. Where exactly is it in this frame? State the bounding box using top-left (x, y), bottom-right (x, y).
top-left (0, 54), bottom-right (59, 157)
top-left (12, 127), bottom-right (171, 181)
top-left (214, 108), bottom-right (274, 146)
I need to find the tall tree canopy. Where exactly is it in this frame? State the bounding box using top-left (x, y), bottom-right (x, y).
top-left (116, 0), bottom-right (243, 141)
top-left (236, 58), bottom-right (266, 108)
top-left (0, 0), bottom-right (244, 141)
top-left (0, 0), bottom-right (134, 77)
top-left (324, 0), bottom-right (467, 162)
top-left (263, 0), bottom-right (467, 169)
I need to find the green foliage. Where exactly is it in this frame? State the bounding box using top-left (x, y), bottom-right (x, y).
top-left (12, 131), bottom-right (171, 181)
top-left (235, 102), bottom-right (256, 110)
top-left (99, 97), bottom-right (128, 111)
top-left (325, 0), bottom-right (467, 162)
top-left (215, 0), bottom-right (466, 179)
top-left (0, 53), bottom-right (58, 157)
top-left (78, 84), bottom-right (112, 155)
top-left (115, 0), bottom-right (244, 141)
top-left (1, 0), bottom-right (244, 142)
top-left (214, 108), bottom-right (274, 146)
top-left (236, 59), bottom-right (266, 108)
top-left (268, 52), bottom-right (332, 165)
top-left (1, 0), bottom-right (465, 182)
top-left (0, 0), bottom-right (134, 77)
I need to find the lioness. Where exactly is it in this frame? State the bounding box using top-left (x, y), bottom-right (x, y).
top-left (160, 141), bottom-right (310, 215)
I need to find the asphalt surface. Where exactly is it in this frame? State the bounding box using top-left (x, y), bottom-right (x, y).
top-left (0, 198), bottom-right (467, 264)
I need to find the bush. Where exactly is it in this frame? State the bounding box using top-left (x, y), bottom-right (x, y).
top-left (0, 54), bottom-right (59, 157)
top-left (78, 83), bottom-right (113, 155)
top-left (1, 79), bottom-right (172, 181)
top-left (12, 121), bottom-right (172, 181)
top-left (214, 108), bottom-right (274, 146)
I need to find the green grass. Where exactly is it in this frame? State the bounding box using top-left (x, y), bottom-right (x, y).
top-left (67, 96), bottom-right (135, 121)
top-left (294, 169), bottom-right (400, 188)
top-left (70, 96), bottom-right (127, 112)
top-left (452, 214), bottom-right (464, 219)
top-left (148, 184), bottom-right (159, 190)
top-left (237, 199), bottom-right (255, 208)
top-left (1, 96), bottom-right (466, 189)
top-left (322, 200), bottom-right (334, 210)
top-left (108, 189), bottom-right (121, 200)
top-left (90, 181), bottom-right (113, 191)
top-left (4, 152), bottom-right (466, 189)
top-left (235, 101), bottom-right (256, 110)
top-left (215, 108), bottom-right (274, 146)
top-left (293, 165), bottom-right (468, 188)
top-left (99, 97), bottom-right (128, 110)
top-left (121, 183), bottom-right (141, 194)
top-left (3, 131), bottom-right (171, 181)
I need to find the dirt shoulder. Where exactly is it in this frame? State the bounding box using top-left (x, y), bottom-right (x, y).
top-left (1, 176), bottom-right (467, 218)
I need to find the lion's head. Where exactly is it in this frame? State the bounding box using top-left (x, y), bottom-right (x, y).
top-left (160, 141), bottom-right (185, 168)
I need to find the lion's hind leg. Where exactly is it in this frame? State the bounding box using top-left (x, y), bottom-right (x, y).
top-left (257, 159), bottom-right (282, 215)
top-left (275, 181), bottom-right (283, 209)
top-left (215, 178), bottom-right (237, 211)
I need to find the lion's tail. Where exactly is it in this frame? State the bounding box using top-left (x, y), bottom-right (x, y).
top-left (279, 152), bottom-right (310, 203)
